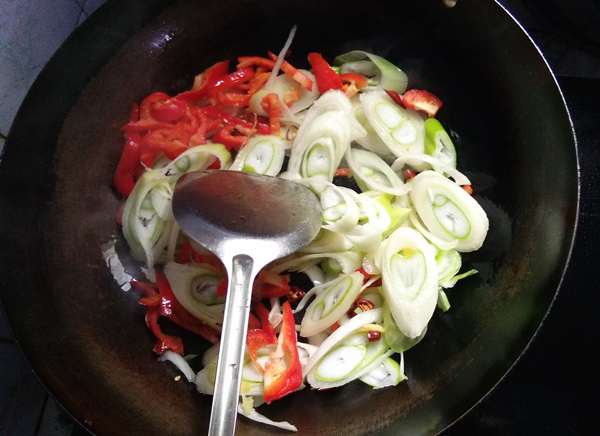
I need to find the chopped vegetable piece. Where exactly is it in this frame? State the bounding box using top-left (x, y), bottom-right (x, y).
top-left (262, 301), bottom-right (303, 404)
top-left (309, 52), bottom-right (343, 94)
top-left (401, 89), bottom-right (443, 118)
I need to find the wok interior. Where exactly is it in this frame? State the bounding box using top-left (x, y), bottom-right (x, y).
top-left (2, 0), bottom-right (577, 435)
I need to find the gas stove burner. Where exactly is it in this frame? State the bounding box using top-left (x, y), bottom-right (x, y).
top-left (523, 0), bottom-right (600, 56)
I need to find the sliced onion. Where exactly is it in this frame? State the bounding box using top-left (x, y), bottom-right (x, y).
top-left (359, 356), bottom-right (405, 389)
top-left (334, 50), bottom-right (408, 94)
top-left (345, 147), bottom-right (410, 196)
top-left (303, 307), bottom-right (383, 377)
top-left (161, 144), bottom-right (231, 183)
top-left (163, 261), bottom-right (225, 331)
top-left (264, 25), bottom-right (297, 92)
top-left (350, 98), bottom-right (392, 155)
top-left (360, 91), bottom-right (425, 157)
top-left (299, 229), bottom-right (353, 254)
top-left (300, 271), bottom-right (364, 337)
top-left (408, 171), bottom-right (489, 252)
top-left (307, 335), bottom-right (392, 389)
top-left (268, 250), bottom-right (363, 276)
top-left (237, 403), bottom-right (298, 432)
top-left (409, 209), bottom-right (459, 251)
top-left (391, 153), bottom-right (470, 185)
top-left (157, 350), bottom-right (196, 382)
top-left (436, 249), bottom-right (462, 285)
top-left (285, 90), bottom-right (363, 192)
top-left (121, 170), bottom-right (174, 277)
top-left (424, 118), bottom-right (457, 168)
top-left (379, 227), bottom-right (439, 338)
top-left (229, 135), bottom-right (286, 176)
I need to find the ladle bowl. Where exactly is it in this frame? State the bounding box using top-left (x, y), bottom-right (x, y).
top-left (172, 170), bottom-right (322, 435)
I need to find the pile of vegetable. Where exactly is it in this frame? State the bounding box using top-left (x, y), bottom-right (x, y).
top-left (114, 28), bottom-right (489, 431)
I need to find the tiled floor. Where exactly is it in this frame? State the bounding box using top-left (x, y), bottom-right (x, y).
top-left (0, 0), bottom-right (108, 152)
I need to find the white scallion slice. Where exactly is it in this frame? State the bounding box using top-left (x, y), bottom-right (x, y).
top-left (161, 144), bottom-right (230, 183)
top-left (157, 350), bottom-right (196, 382)
top-left (269, 250), bottom-right (363, 276)
top-left (237, 402), bottom-right (298, 432)
top-left (307, 329), bottom-right (392, 389)
top-left (424, 118), bottom-right (457, 168)
top-left (285, 90), bottom-right (363, 192)
top-left (334, 50), bottom-right (408, 94)
top-left (438, 289), bottom-right (451, 312)
top-left (300, 271), bottom-right (364, 337)
top-left (345, 147), bottom-right (410, 196)
top-left (409, 170), bottom-right (489, 252)
top-left (229, 135), bottom-right (286, 176)
top-left (380, 227), bottom-right (439, 338)
top-left (300, 229), bottom-right (353, 254)
top-left (163, 261), bottom-right (225, 331)
top-left (360, 91), bottom-right (425, 157)
top-left (121, 170), bottom-right (174, 277)
top-left (391, 153), bottom-right (470, 185)
top-left (359, 356), bottom-right (405, 389)
top-left (436, 249), bottom-right (462, 286)
top-left (303, 308), bottom-right (383, 377)
top-left (350, 98), bottom-right (392, 155)
top-left (382, 300), bottom-right (427, 353)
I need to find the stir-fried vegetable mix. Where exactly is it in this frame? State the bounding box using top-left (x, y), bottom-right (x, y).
top-left (114, 29), bottom-right (489, 431)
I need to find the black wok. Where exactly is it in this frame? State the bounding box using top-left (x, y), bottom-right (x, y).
top-left (0, 0), bottom-right (578, 434)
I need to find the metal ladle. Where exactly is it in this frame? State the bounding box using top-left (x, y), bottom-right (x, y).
top-left (172, 170), bottom-right (322, 436)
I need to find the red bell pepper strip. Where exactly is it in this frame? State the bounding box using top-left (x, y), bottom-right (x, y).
top-left (216, 278), bottom-right (228, 297)
top-left (150, 97), bottom-right (187, 123)
top-left (131, 279), bottom-right (161, 306)
top-left (253, 301), bottom-right (277, 341)
top-left (261, 93), bottom-right (281, 136)
top-left (340, 73), bottom-right (368, 89)
top-left (139, 126), bottom-right (190, 166)
top-left (187, 105), bottom-right (209, 146)
top-left (201, 106), bottom-right (254, 135)
top-left (266, 51), bottom-right (314, 91)
top-left (401, 89), bottom-right (443, 118)
top-left (385, 89), bottom-right (404, 107)
top-left (287, 286), bottom-right (306, 304)
top-left (237, 56), bottom-right (277, 70)
top-left (145, 305), bottom-right (185, 355)
top-left (308, 52), bottom-right (343, 94)
top-left (212, 125), bottom-right (248, 150)
top-left (114, 130), bottom-right (142, 197)
top-left (254, 116), bottom-right (272, 135)
top-left (154, 272), bottom-right (220, 345)
top-left (177, 241), bottom-right (226, 272)
top-left (262, 301), bottom-right (303, 404)
top-left (132, 279), bottom-right (186, 354)
top-left (217, 92), bottom-right (251, 107)
top-left (237, 55), bottom-right (313, 91)
top-left (247, 72), bottom-right (271, 95)
top-left (245, 301), bottom-right (278, 372)
top-left (122, 92), bottom-right (176, 132)
top-left (204, 66), bottom-right (255, 101)
top-left (176, 60), bottom-right (230, 102)
top-left (340, 73), bottom-right (368, 98)
top-left (246, 329), bottom-right (277, 372)
top-left (255, 270), bottom-right (291, 299)
top-left (247, 312), bottom-right (262, 331)
top-left (246, 302), bottom-right (276, 371)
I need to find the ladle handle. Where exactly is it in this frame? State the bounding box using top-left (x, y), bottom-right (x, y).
top-left (209, 254), bottom-right (256, 436)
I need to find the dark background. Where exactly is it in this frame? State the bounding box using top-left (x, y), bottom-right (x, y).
top-left (1, 0), bottom-right (599, 435)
